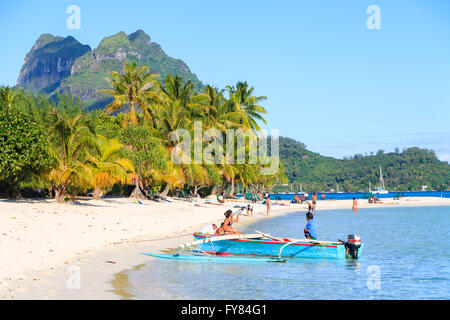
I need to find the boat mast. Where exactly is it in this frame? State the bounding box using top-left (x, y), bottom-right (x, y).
top-left (379, 165), bottom-right (385, 190)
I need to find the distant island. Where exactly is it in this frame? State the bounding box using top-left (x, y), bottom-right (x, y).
top-left (277, 137), bottom-right (449, 192)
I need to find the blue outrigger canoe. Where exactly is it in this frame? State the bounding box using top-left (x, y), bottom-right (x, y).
top-left (141, 232), bottom-right (363, 262)
top-left (192, 232), bottom-right (363, 260)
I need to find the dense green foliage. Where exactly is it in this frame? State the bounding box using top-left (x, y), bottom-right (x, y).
top-left (0, 62), bottom-right (283, 200)
top-left (0, 89), bottom-right (53, 197)
top-left (279, 137), bottom-right (450, 192)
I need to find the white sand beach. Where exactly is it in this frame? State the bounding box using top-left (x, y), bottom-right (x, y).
top-left (1, 196), bottom-right (449, 299)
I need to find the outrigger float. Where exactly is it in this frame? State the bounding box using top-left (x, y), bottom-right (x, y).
top-left (141, 231), bottom-right (363, 263)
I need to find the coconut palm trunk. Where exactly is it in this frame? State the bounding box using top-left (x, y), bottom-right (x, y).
top-left (93, 187), bottom-right (103, 200)
top-left (230, 177), bottom-right (235, 196)
top-left (160, 183), bottom-right (171, 197)
top-left (130, 174), bottom-right (146, 200)
top-left (54, 185), bottom-right (67, 203)
top-left (11, 180), bottom-right (22, 199)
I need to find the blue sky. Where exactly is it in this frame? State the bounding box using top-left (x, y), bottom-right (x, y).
top-left (1, 0), bottom-right (449, 161)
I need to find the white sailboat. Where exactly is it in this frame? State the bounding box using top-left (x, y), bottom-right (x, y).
top-left (372, 165), bottom-right (389, 194)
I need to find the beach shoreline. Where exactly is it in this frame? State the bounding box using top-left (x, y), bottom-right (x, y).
top-left (1, 196), bottom-right (449, 299)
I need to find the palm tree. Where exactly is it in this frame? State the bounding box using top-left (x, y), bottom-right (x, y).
top-left (47, 107), bottom-right (99, 202)
top-left (226, 81), bottom-right (267, 133)
top-left (101, 61), bottom-right (162, 127)
top-left (0, 86), bottom-right (24, 108)
top-left (154, 75), bottom-right (207, 196)
top-left (91, 135), bottom-right (134, 200)
top-left (201, 85), bottom-right (246, 133)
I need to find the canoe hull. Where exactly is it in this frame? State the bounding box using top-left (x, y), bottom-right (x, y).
top-left (141, 253), bottom-right (286, 263)
top-left (193, 233), bottom-right (363, 259)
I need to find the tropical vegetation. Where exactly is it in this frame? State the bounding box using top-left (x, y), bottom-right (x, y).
top-left (0, 61), bottom-right (285, 201)
top-left (277, 137), bottom-right (450, 192)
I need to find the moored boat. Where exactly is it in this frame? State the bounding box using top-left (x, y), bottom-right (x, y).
top-left (372, 165), bottom-right (389, 194)
top-left (141, 232), bottom-right (363, 262)
top-left (192, 232), bottom-right (363, 260)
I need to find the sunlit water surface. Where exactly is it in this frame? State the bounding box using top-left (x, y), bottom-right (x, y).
top-left (119, 206), bottom-right (450, 299)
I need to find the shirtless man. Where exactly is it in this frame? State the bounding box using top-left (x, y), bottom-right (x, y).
top-left (311, 193), bottom-right (318, 211)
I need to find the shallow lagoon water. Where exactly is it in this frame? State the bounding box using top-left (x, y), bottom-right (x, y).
top-left (120, 206), bottom-right (450, 299)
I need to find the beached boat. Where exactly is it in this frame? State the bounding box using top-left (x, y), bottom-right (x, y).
top-left (142, 232), bottom-right (363, 262)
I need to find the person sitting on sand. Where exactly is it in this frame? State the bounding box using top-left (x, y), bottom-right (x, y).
top-left (294, 195), bottom-right (300, 203)
top-left (223, 210), bottom-right (241, 234)
top-left (372, 195), bottom-right (383, 204)
top-left (369, 196), bottom-right (373, 204)
top-left (304, 212), bottom-right (318, 240)
top-left (200, 223), bottom-right (217, 235)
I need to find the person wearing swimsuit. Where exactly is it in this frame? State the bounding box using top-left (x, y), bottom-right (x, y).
top-left (223, 210), bottom-right (241, 234)
top-left (352, 197), bottom-right (357, 214)
top-left (312, 193), bottom-right (317, 211)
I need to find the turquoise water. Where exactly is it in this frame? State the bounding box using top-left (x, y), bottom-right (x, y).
top-left (125, 206), bottom-right (450, 299)
top-left (264, 191), bottom-right (450, 201)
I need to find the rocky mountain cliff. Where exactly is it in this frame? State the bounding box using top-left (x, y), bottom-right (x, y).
top-left (17, 30), bottom-right (203, 109)
top-left (17, 34), bottom-right (91, 94)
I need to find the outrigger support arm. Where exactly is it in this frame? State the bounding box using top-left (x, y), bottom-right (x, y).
top-left (253, 231), bottom-right (343, 259)
top-left (255, 230), bottom-right (342, 245)
top-left (174, 233), bottom-right (264, 255)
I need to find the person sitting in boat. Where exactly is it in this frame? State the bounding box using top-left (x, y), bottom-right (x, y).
top-left (200, 223), bottom-right (217, 235)
top-left (223, 210), bottom-right (242, 235)
top-left (304, 212), bottom-right (318, 240)
top-left (215, 223), bottom-right (225, 235)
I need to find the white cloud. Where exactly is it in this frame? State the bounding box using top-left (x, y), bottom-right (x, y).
top-left (439, 154), bottom-right (450, 163)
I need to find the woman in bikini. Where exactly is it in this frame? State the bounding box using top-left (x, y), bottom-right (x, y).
top-left (215, 222), bottom-right (225, 235)
top-left (222, 210), bottom-right (241, 234)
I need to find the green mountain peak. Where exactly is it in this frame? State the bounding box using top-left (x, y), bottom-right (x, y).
top-left (128, 29), bottom-right (151, 44)
top-left (16, 30), bottom-right (203, 108)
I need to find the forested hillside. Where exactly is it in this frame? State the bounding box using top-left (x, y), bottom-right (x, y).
top-left (279, 137), bottom-right (450, 192)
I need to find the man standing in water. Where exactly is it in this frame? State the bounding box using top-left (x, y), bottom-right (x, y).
top-left (304, 212), bottom-right (317, 240)
top-left (311, 193), bottom-right (318, 211)
top-left (352, 197), bottom-right (357, 213)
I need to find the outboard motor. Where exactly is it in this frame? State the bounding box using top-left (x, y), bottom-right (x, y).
top-left (345, 235), bottom-right (361, 259)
